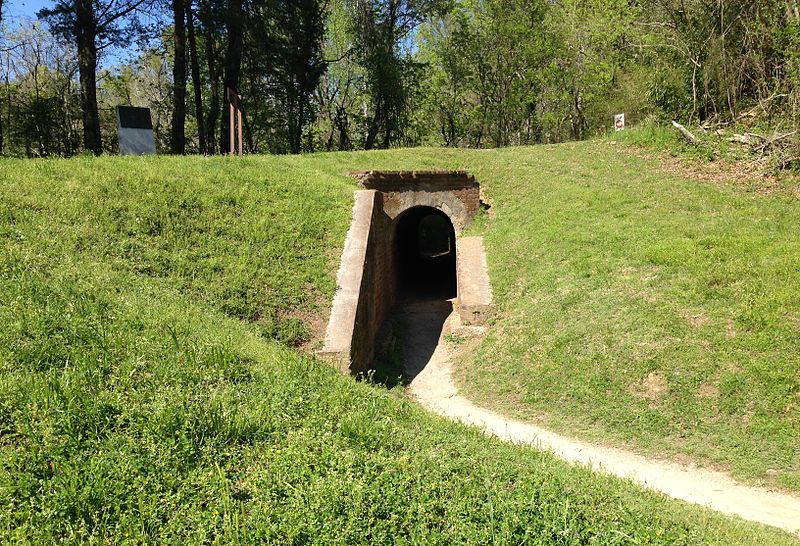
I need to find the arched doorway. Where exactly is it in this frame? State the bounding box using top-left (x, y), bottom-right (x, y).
top-left (393, 206), bottom-right (457, 301)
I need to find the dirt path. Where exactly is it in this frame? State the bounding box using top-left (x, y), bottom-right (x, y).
top-left (401, 300), bottom-right (800, 537)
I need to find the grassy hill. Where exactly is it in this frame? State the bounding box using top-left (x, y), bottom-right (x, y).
top-left (452, 140), bottom-right (800, 493)
top-left (0, 151), bottom-right (797, 543)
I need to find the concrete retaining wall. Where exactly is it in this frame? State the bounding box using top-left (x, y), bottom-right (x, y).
top-left (318, 190), bottom-right (393, 374)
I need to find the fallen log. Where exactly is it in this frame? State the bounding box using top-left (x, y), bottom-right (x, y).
top-left (779, 156), bottom-right (800, 170)
top-left (671, 120), bottom-right (700, 145)
top-left (759, 131), bottom-right (796, 153)
top-left (729, 133), bottom-right (752, 145)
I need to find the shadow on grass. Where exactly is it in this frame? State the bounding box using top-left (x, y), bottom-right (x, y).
top-left (364, 315), bottom-right (406, 389)
top-left (362, 299), bottom-right (452, 389)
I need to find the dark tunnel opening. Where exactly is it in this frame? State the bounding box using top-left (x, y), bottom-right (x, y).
top-left (394, 206), bottom-right (457, 301)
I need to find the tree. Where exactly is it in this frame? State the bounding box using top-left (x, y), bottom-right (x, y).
top-left (248, 0), bottom-right (327, 153)
top-left (638, 0), bottom-right (800, 123)
top-left (0, 0), bottom-right (5, 153)
top-left (197, 0), bottom-right (224, 153)
top-left (546, 0), bottom-right (634, 139)
top-left (170, 0), bottom-right (186, 153)
top-left (1, 22), bottom-right (81, 156)
top-left (353, 0), bottom-right (447, 149)
top-left (39, 0), bottom-right (152, 154)
top-left (316, 0), bottom-right (362, 151)
top-left (185, 0), bottom-right (205, 153)
top-left (416, 0), bottom-right (552, 147)
top-left (100, 40), bottom-right (174, 150)
top-left (416, 10), bottom-right (474, 146)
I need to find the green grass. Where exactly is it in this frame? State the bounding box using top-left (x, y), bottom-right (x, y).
top-left (0, 152), bottom-right (797, 543)
top-left (608, 122), bottom-right (719, 161)
top-left (451, 142), bottom-right (800, 492)
top-left (0, 155), bottom-right (354, 346)
top-left (611, 123), bottom-right (687, 153)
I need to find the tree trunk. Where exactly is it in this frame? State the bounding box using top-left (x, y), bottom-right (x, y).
top-left (75, 0), bottom-right (102, 154)
top-left (295, 89), bottom-right (304, 154)
top-left (0, 0), bottom-right (4, 154)
top-left (185, 0), bottom-right (205, 154)
top-left (206, 72), bottom-right (221, 154)
top-left (220, 0), bottom-right (243, 154)
top-left (364, 96), bottom-right (382, 150)
top-left (288, 80), bottom-right (302, 154)
top-left (200, 0), bottom-right (220, 153)
top-left (170, 0), bottom-right (187, 154)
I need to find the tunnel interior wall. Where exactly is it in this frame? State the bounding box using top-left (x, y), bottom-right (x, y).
top-left (393, 207), bottom-right (457, 300)
top-left (349, 196), bottom-right (394, 374)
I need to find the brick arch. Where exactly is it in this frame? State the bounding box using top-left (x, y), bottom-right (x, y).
top-left (388, 192), bottom-right (467, 233)
top-left (389, 202), bottom-right (461, 240)
top-left (349, 170), bottom-right (480, 233)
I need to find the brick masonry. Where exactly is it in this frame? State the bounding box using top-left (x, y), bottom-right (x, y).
top-left (351, 171), bottom-right (481, 232)
top-left (320, 171), bottom-right (489, 375)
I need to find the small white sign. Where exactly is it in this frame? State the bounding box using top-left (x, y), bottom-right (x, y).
top-left (614, 113), bottom-right (625, 131)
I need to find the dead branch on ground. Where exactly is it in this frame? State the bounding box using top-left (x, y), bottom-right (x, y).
top-left (671, 120), bottom-right (700, 145)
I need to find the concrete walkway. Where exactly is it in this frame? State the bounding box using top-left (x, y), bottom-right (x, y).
top-left (402, 300), bottom-right (800, 537)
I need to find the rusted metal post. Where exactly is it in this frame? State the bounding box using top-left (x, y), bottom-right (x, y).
top-left (229, 100), bottom-right (234, 156)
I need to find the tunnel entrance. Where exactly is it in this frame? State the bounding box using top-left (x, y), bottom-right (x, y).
top-left (320, 171), bottom-right (492, 376)
top-left (394, 206), bottom-right (457, 301)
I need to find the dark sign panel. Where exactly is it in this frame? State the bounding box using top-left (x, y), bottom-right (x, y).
top-left (116, 106), bottom-right (153, 130)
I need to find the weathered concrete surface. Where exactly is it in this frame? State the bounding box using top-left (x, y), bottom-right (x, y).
top-left (319, 190), bottom-right (389, 374)
top-left (405, 305), bottom-right (800, 537)
top-left (455, 236), bottom-right (493, 325)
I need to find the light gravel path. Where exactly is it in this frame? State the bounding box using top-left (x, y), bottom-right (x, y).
top-left (402, 300), bottom-right (800, 537)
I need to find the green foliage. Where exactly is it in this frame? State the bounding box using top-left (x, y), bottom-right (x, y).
top-left (0, 150), bottom-right (796, 544)
top-left (635, 0), bottom-right (800, 124)
top-left (414, 0), bottom-right (649, 145)
top-left (609, 121), bottom-right (683, 152)
top-left (246, 0), bottom-right (328, 154)
top-left (0, 23), bottom-right (81, 157)
top-left (5, 0), bottom-right (800, 155)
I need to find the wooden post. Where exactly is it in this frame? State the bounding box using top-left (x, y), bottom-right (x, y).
top-left (227, 87), bottom-right (244, 156)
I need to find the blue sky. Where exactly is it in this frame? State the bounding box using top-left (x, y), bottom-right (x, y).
top-left (4, 0), bottom-right (51, 21)
top-left (3, 0), bottom-right (164, 67)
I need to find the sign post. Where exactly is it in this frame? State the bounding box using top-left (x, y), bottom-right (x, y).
top-left (614, 113), bottom-right (625, 131)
